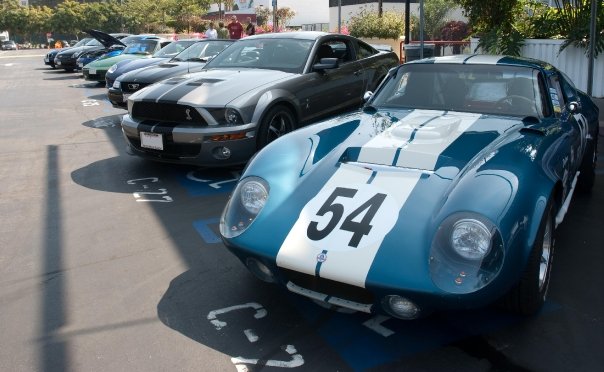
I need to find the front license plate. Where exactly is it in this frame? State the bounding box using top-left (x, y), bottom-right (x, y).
top-left (140, 132), bottom-right (163, 150)
top-left (56, 61), bottom-right (61, 65)
top-left (78, 62), bottom-right (83, 67)
top-left (89, 69), bottom-right (96, 75)
top-left (44, 57), bottom-right (49, 62)
top-left (122, 93), bottom-right (131, 102)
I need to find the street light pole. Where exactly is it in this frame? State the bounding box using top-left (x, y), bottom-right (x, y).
top-left (273, 0), bottom-right (278, 32)
top-left (338, 0), bottom-right (341, 33)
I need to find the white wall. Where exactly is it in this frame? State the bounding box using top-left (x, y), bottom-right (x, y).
top-left (209, 0), bottom-right (329, 27)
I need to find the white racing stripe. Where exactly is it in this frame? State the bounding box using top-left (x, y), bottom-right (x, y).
top-left (276, 110), bottom-right (482, 288)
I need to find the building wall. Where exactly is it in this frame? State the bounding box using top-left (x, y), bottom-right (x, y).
top-left (209, 0), bottom-right (329, 27)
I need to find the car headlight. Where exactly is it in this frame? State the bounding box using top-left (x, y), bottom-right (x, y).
top-left (72, 51), bottom-right (81, 58)
top-left (112, 80), bottom-right (121, 89)
top-left (208, 107), bottom-right (245, 126)
top-left (430, 212), bottom-right (504, 294)
top-left (220, 176), bottom-right (269, 238)
top-left (107, 64), bottom-right (118, 74)
top-left (450, 219), bottom-right (491, 260)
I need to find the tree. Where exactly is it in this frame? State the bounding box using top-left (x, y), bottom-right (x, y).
top-left (455, 0), bottom-right (524, 55)
top-left (411, 0), bottom-right (456, 40)
top-left (50, 0), bottom-right (85, 37)
top-left (274, 7), bottom-right (296, 28)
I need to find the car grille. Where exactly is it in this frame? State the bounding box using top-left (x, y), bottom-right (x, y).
top-left (121, 82), bottom-right (150, 93)
top-left (130, 121), bottom-right (201, 157)
top-left (131, 102), bottom-right (207, 126)
top-left (281, 269), bottom-right (375, 305)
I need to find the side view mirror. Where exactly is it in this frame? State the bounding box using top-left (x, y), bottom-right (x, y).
top-left (568, 101), bottom-right (581, 113)
top-left (313, 57), bottom-right (339, 72)
top-left (363, 91), bottom-right (373, 102)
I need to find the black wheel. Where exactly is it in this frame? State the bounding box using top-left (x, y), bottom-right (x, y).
top-left (577, 135), bottom-right (598, 194)
top-left (257, 105), bottom-right (295, 149)
top-left (502, 200), bottom-right (555, 315)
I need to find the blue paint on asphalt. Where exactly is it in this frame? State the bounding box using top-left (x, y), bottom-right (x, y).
top-left (286, 292), bottom-right (559, 371)
top-left (177, 169), bottom-right (239, 196)
top-left (193, 217), bottom-right (221, 244)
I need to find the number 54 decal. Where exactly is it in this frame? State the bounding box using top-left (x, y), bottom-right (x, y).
top-left (303, 185), bottom-right (399, 250)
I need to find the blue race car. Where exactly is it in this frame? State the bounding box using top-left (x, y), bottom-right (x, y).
top-left (220, 55), bottom-right (599, 319)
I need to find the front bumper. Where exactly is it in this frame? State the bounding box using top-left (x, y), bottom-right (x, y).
top-left (83, 68), bottom-right (107, 82)
top-left (107, 88), bottom-right (127, 108)
top-left (121, 114), bottom-right (258, 166)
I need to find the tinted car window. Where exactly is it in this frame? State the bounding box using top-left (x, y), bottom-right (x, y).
top-left (373, 64), bottom-right (542, 117)
top-left (154, 40), bottom-right (197, 58)
top-left (123, 40), bottom-right (158, 55)
top-left (357, 41), bottom-right (378, 59)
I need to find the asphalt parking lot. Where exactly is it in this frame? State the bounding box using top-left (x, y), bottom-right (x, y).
top-left (1, 49), bottom-right (603, 372)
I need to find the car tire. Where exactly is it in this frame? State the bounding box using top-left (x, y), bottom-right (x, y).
top-left (576, 135), bottom-right (598, 194)
top-left (502, 200), bottom-right (555, 315)
top-left (257, 105), bottom-right (295, 149)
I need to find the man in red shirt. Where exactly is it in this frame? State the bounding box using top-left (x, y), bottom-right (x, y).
top-left (227, 16), bottom-right (244, 39)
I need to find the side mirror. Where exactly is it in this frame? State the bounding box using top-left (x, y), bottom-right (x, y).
top-left (568, 101), bottom-right (581, 113)
top-left (363, 91), bottom-right (373, 102)
top-left (313, 57), bottom-right (339, 71)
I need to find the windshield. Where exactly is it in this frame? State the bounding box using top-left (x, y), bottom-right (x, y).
top-left (154, 40), bottom-right (196, 58)
top-left (73, 38), bottom-right (93, 47)
top-left (372, 64), bottom-right (544, 118)
top-left (204, 38), bottom-right (314, 73)
top-left (171, 40), bottom-right (233, 62)
top-left (123, 40), bottom-right (158, 55)
top-left (86, 39), bottom-right (102, 46)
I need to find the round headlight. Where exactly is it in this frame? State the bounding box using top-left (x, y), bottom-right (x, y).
top-left (107, 64), bottom-right (118, 74)
top-left (225, 108), bottom-right (243, 125)
top-left (240, 180), bottom-right (268, 214)
top-left (450, 219), bottom-right (492, 260)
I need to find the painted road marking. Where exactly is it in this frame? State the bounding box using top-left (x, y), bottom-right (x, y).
top-left (193, 218), bottom-right (221, 243)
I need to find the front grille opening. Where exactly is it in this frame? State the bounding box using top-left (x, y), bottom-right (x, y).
top-left (282, 269), bottom-right (374, 304)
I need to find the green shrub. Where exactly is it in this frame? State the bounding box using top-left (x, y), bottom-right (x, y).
top-left (348, 8), bottom-right (406, 40)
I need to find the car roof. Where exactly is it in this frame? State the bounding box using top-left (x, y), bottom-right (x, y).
top-left (243, 31), bottom-right (332, 41)
top-left (407, 54), bottom-right (554, 71)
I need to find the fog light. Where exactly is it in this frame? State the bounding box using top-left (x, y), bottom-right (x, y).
top-left (385, 295), bottom-right (420, 319)
top-left (246, 258), bottom-right (276, 283)
top-left (212, 146), bottom-right (231, 159)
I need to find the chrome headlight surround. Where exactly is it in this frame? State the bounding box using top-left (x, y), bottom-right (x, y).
top-left (107, 64), bottom-right (118, 74)
top-left (220, 176), bottom-right (269, 238)
top-left (430, 212), bottom-right (504, 294)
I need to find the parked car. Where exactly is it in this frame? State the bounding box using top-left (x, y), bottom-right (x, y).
top-left (121, 32), bottom-right (399, 166)
top-left (219, 55), bottom-right (599, 320)
top-left (104, 38), bottom-right (216, 90)
top-left (55, 30), bottom-right (129, 72)
top-left (82, 36), bottom-right (171, 82)
top-left (108, 39), bottom-right (234, 107)
top-left (44, 38), bottom-right (93, 68)
top-left (1, 40), bottom-right (18, 50)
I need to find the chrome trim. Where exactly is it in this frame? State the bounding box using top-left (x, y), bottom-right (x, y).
top-left (345, 161), bottom-right (435, 175)
top-left (286, 281), bottom-right (373, 313)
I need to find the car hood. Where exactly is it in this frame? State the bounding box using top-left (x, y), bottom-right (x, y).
top-left (87, 54), bottom-right (148, 69)
top-left (241, 109), bottom-right (529, 288)
top-left (116, 57), bottom-right (169, 75)
top-left (130, 68), bottom-right (295, 106)
top-left (84, 29), bottom-right (126, 48)
top-left (118, 60), bottom-right (207, 84)
top-left (56, 45), bottom-right (101, 56)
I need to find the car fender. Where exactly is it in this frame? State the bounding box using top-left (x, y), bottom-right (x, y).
top-left (251, 89), bottom-right (301, 127)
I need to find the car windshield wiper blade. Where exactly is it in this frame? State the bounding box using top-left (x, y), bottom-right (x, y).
top-left (186, 57), bottom-right (207, 62)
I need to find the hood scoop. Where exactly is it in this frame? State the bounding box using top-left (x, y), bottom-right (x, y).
top-left (186, 78), bottom-right (222, 86)
top-left (342, 115), bottom-right (465, 171)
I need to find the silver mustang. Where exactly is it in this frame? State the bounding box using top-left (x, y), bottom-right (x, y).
top-left (120, 32), bottom-right (399, 166)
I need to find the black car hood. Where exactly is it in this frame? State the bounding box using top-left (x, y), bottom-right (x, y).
top-left (84, 29), bottom-right (126, 48)
top-left (119, 61), bottom-right (207, 84)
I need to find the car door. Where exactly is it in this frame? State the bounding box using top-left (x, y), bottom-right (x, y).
top-left (297, 38), bottom-right (366, 123)
top-left (547, 72), bottom-right (588, 195)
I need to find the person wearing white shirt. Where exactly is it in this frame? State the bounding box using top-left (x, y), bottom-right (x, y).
top-left (205, 22), bottom-right (218, 39)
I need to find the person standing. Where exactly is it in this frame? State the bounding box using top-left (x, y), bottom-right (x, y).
top-left (227, 16), bottom-right (243, 40)
top-left (217, 22), bottom-right (229, 39)
top-left (205, 22), bottom-right (218, 39)
top-left (245, 17), bottom-right (256, 36)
